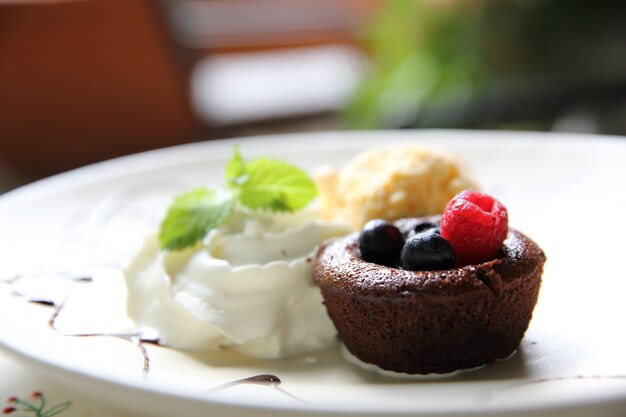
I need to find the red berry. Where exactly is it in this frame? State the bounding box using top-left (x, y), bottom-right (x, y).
top-left (440, 190), bottom-right (508, 266)
top-left (3, 407), bottom-right (15, 414)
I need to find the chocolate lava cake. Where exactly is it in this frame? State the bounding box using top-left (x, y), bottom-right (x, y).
top-left (314, 216), bottom-right (546, 375)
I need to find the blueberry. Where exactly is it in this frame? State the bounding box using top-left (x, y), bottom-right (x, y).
top-left (400, 230), bottom-right (455, 271)
top-left (358, 219), bottom-right (405, 266)
top-left (413, 222), bottom-right (440, 236)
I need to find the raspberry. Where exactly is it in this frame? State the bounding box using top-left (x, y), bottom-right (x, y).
top-left (440, 190), bottom-right (508, 266)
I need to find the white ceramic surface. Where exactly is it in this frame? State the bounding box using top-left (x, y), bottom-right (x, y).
top-left (1, 130), bottom-right (626, 417)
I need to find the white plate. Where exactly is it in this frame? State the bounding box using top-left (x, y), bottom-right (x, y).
top-left (1, 130), bottom-right (626, 417)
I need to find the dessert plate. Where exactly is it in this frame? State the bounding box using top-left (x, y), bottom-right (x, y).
top-left (1, 130), bottom-right (626, 417)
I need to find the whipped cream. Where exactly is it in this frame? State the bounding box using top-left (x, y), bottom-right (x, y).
top-left (124, 208), bottom-right (349, 359)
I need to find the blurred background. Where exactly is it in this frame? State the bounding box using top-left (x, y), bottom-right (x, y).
top-left (1, 0), bottom-right (625, 192)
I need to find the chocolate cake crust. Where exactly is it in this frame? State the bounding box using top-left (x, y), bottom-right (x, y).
top-left (314, 216), bottom-right (546, 375)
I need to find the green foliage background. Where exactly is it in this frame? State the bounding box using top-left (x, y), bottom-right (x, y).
top-left (344, 0), bottom-right (626, 130)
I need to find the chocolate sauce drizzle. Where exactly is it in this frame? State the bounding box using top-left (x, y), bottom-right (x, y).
top-left (207, 374), bottom-right (307, 403)
top-left (209, 374), bottom-right (282, 391)
top-left (5, 274), bottom-right (160, 377)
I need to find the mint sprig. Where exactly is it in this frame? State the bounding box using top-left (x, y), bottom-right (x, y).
top-left (159, 146), bottom-right (317, 250)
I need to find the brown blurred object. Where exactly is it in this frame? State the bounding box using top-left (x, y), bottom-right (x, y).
top-left (0, 0), bottom-right (200, 184)
top-left (0, 0), bottom-right (378, 191)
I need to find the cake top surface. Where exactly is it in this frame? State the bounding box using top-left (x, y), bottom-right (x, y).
top-left (315, 217), bottom-right (545, 298)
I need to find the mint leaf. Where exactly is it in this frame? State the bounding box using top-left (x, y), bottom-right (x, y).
top-left (225, 144), bottom-right (247, 188)
top-left (237, 157), bottom-right (317, 212)
top-left (159, 187), bottom-right (234, 250)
